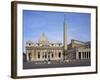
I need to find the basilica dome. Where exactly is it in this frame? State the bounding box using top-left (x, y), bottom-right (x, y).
top-left (38, 33), bottom-right (49, 45)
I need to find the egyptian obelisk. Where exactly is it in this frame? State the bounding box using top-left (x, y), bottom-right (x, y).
top-left (63, 16), bottom-right (67, 60)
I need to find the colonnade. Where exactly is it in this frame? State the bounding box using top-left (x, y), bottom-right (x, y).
top-left (76, 51), bottom-right (90, 60)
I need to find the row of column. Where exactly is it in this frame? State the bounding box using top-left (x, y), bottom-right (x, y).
top-left (78, 51), bottom-right (90, 60)
top-left (27, 50), bottom-right (62, 61)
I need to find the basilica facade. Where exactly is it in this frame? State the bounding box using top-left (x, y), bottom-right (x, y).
top-left (26, 33), bottom-right (63, 61)
top-left (25, 17), bottom-right (91, 62)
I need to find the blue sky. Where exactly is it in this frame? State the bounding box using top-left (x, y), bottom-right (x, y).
top-left (23, 10), bottom-right (91, 52)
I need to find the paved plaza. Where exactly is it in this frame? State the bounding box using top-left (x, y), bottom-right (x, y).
top-left (23, 59), bottom-right (90, 69)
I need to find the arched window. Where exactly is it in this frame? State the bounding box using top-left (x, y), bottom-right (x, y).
top-left (85, 52), bottom-right (87, 59)
top-left (52, 53), bottom-right (54, 58)
top-left (51, 44), bottom-right (54, 46)
top-left (38, 52), bottom-right (40, 58)
top-left (29, 53), bottom-right (32, 61)
top-left (79, 52), bottom-right (81, 59)
top-left (45, 54), bottom-right (47, 58)
top-left (42, 55), bottom-right (44, 58)
top-left (59, 52), bottom-right (61, 58)
top-left (29, 43), bottom-right (31, 46)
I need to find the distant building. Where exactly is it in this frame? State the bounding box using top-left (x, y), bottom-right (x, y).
top-left (25, 17), bottom-right (90, 62)
top-left (67, 40), bottom-right (90, 60)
